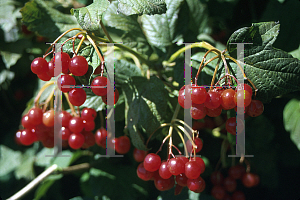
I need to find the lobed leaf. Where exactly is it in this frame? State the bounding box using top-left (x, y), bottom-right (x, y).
top-left (71, 0), bottom-right (110, 32)
top-left (0, 145), bottom-right (22, 177)
top-left (117, 0), bottom-right (167, 16)
top-left (227, 21), bottom-right (300, 102)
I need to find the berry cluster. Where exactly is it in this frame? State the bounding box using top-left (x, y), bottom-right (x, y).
top-left (31, 53), bottom-right (119, 107)
top-left (135, 136), bottom-right (206, 194)
top-left (210, 165), bottom-right (260, 200)
top-left (16, 107), bottom-right (130, 154)
top-left (178, 83), bottom-right (264, 135)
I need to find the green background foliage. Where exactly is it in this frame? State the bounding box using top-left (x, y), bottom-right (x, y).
top-left (1, 0), bottom-right (300, 200)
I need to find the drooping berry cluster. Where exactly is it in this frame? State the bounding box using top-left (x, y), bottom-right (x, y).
top-left (210, 165), bottom-right (260, 200)
top-left (178, 83), bottom-right (264, 135)
top-left (16, 107), bottom-right (130, 154)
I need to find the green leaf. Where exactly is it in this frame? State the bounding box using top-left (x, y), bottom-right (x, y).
top-left (0, 145), bottom-right (22, 177)
top-left (0, 51), bottom-right (22, 69)
top-left (141, 0), bottom-right (184, 51)
top-left (283, 98), bottom-right (300, 151)
top-left (114, 58), bottom-right (142, 84)
top-left (20, 0), bottom-right (80, 39)
top-left (35, 148), bottom-right (55, 167)
top-left (71, 0), bottom-right (110, 32)
top-left (78, 45), bottom-right (102, 72)
top-left (123, 76), bottom-right (168, 150)
top-left (227, 21), bottom-right (300, 102)
top-left (103, 2), bottom-right (152, 55)
top-left (79, 94), bottom-right (106, 112)
top-left (0, 69), bottom-right (15, 88)
top-left (34, 179), bottom-right (56, 200)
top-left (15, 147), bottom-right (37, 180)
top-left (289, 45), bottom-right (300, 60)
top-left (117, 0), bottom-right (167, 16)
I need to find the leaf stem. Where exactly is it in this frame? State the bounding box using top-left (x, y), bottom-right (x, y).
top-left (86, 35), bottom-right (104, 63)
top-left (100, 20), bottom-right (114, 43)
top-left (34, 81), bottom-right (56, 107)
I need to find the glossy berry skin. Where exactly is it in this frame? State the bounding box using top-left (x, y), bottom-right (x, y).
top-left (48, 60), bottom-right (55, 77)
top-left (226, 117), bottom-right (244, 135)
top-left (242, 172), bottom-right (260, 188)
top-left (69, 55), bottom-right (88, 76)
top-left (133, 148), bottom-right (148, 162)
top-left (186, 137), bottom-right (203, 153)
top-left (205, 91), bottom-right (221, 109)
top-left (154, 175), bottom-right (175, 191)
top-left (223, 176), bottom-right (237, 192)
top-left (211, 185), bottom-right (226, 200)
top-left (190, 103), bottom-right (207, 120)
top-left (22, 114), bottom-right (35, 129)
top-left (247, 100), bottom-right (264, 117)
top-left (137, 163), bottom-right (154, 181)
top-left (228, 165), bottom-right (245, 179)
top-left (206, 106), bottom-right (222, 117)
top-left (69, 116), bottom-right (84, 133)
top-left (176, 173), bottom-right (188, 187)
top-left (68, 132), bottom-right (85, 149)
top-left (31, 57), bottom-right (48, 74)
top-left (168, 157), bottom-right (185, 175)
top-left (81, 108), bottom-right (97, 121)
top-left (83, 120), bottom-right (95, 131)
top-left (43, 109), bottom-right (54, 127)
top-left (159, 161), bottom-right (172, 179)
top-left (102, 88), bottom-right (120, 105)
top-left (191, 157), bottom-right (205, 174)
top-left (143, 153), bottom-right (161, 172)
top-left (28, 107), bottom-right (43, 125)
top-left (60, 127), bottom-right (71, 140)
top-left (95, 127), bottom-right (107, 148)
top-left (178, 85), bottom-right (192, 109)
top-left (191, 85), bottom-right (207, 104)
top-left (68, 88), bottom-right (86, 106)
top-left (37, 72), bottom-right (51, 81)
top-left (57, 74), bottom-right (76, 93)
top-left (210, 171), bottom-right (224, 185)
top-left (55, 52), bottom-right (70, 74)
top-left (185, 160), bottom-right (201, 179)
top-left (234, 90), bottom-right (252, 107)
top-left (81, 131), bottom-right (96, 148)
top-left (235, 83), bottom-right (253, 97)
top-left (91, 76), bottom-right (109, 96)
top-left (221, 89), bottom-right (236, 110)
top-left (187, 176), bottom-right (206, 193)
top-left (59, 111), bottom-right (72, 127)
top-left (115, 136), bottom-right (131, 154)
top-left (19, 129), bottom-right (38, 145)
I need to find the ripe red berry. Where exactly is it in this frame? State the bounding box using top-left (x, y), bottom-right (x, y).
top-left (154, 175), bottom-right (175, 191)
top-left (22, 114), bottom-right (35, 129)
top-left (235, 83), bottom-right (253, 97)
top-left (48, 60), bottom-right (55, 77)
top-left (206, 106), bottom-right (222, 117)
top-left (69, 55), bottom-right (89, 76)
top-left (91, 76), bottom-right (110, 96)
top-left (68, 132), bottom-right (85, 149)
top-left (190, 103), bottom-right (207, 119)
top-left (95, 127), bottom-right (107, 148)
top-left (133, 148), bottom-right (148, 162)
top-left (60, 127), bottom-right (71, 140)
top-left (247, 100), bottom-right (264, 117)
top-left (178, 85), bottom-right (192, 109)
top-left (186, 137), bottom-right (203, 153)
top-left (191, 157), bottom-right (205, 174)
top-left (69, 116), bottom-right (84, 133)
top-left (81, 131), bottom-right (96, 148)
top-left (59, 111), bottom-right (72, 127)
top-left (31, 57), bottom-right (48, 74)
top-left (83, 120), bottom-right (95, 131)
top-left (159, 161), bottom-right (173, 179)
top-left (115, 136), bottom-right (131, 154)
top-left (19, 129), bottom-right (37, 146)
top-left (205, 90), bottom-right (222, 109)
top-left (68, 88), bottom-right (86, 106)
top-left (37, 72), bottom-right (52, 81)
top-left (221, 89), bottom-right (236, 110)
top-left (168, 157), bottom-right (185, 175)
top-left (225, 117), bottom-right (244, 135)
top-left (223, 176), bottom-right (237, 192)
top-left (143, 153), bottom-right (161, 172)
top-left (81, 108), bottom-right (97, 121)
top-left (234, 90), bottom-right (252, 107)
top-left (176, 173), bottom-right (188, 187)
top-left (101, 88), bottom-right (120, 105)
top-left (57, 74), bottom-right (76, 93)
top-left (185, 160), bottom-right (201, 179)
top-left (242, 172), bottom-right (260, 188)
top-left (55, 52), bottom-right (71, 74)
top-left (228, 165), bottom-right (245, 179)
top-left (191, 85), bottom-right (207, 104)
top-left (211, 185), bottom-right (226, 200)
top-left (187, 176), bottom-right (206, 193)
top-left (28, 107), bottom-right (43, 125)
top-left (137, 162), bottom-right (154, 181)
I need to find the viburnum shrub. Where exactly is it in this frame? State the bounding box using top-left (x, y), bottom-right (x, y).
top-left (9, 0), bottom-right (300, 198)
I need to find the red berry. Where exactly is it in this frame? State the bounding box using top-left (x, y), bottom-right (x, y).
top-left (31, 57), bottom-right (48, 74)
top-left (69, 116), bottom-right (84, 133)
top-left (28, 107), bottom-right (43, 125)
top-left (19, 129), bottom-right (37, 145)
top-left (43, 109), bottom-right (54, 127)
top-left (168, 157), bottom-right (185, 175)
top-left (223, 176), bottom-right (237, 192)
top-left (41, 136), bottom-right (54, 148)
top-left (154, 175), bottom-right (175, 191)
top-left (186, 138), bottom-right (203, 153)
top-left (225, 117), bottom-right (244, 135)
top-left (137, 162), bottom-right (154, 181)
top-left (187, 176), bottom-right (206, 193)
top-left (68, 88), bottom-right (86, 106)
top-left (185, 160), bottom-right (201, 179)
top-left (69, 55), bottom-right (89, 76)
top-left (55, 52), bottom-right (71, 74)
top-left (228, 165), bottom-right (245, 179)
top-left (115, 136), bottom-right (131, 154)
top-left (37, 72), bottom-right (51, 81)
top-left (57, 74), bottom-right (76, 93)
top-left (81, 108), bottom-right (97, 121)
top-left (235, 83), bottom-right (253, 97)
top-left (242, 172), bottom-right (260, 188)
top-left (234, 90), bottom-right (252, 107)
top-left (247, 100), bottom-right (264, 117)
top-left (133, 148), bottom-right (148, 162)
top-left (178, 85), bottom-right (192, 109)
top-left (206, 106), bottom-right (222, 117)
top-left (143, 153), bottom-right (161, 172)
top-left (59, 111), bottom-right (72, 127)
top-left (190, 103), bottom-right (207, 119)
top-left (21, 114), bottom-right (35, 129)
top-left (60, 127), bottom-right (71, 140)
top-left (191, 85), bottom-right (207, 104)
top-left (81, 131), bottom-right (95, 148)
top-left (211, 185), bottom-right (226, 200)
top-left (91, 76), bottom-right (110, 96)
top-left (83, 120), bottom-right (95, 131)
top-left (192, 120), bottom-right (205, 130)
top-left (191, 157), bottom-right (205, 174)
top-left (15, 130), bottom-right (22, 145)
top-left (68, 132), bottom-right (85, 149)
top-left (159, 161), bottom-right (173, 179)
top-left (205, 90), bottom-right (222, 109)
top-left (176, 155), bottom-right (189, 165)
top-left (221, 89), bottom-right (236, 110)
top-left (95, 127), bottom-right (107, 148)
top-left (101, 88), bottom-right (120, 105)
top-left (48, 60), bottom-right (55, 77)
top-left (176, 173), bottom-right (188, 187)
